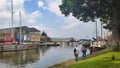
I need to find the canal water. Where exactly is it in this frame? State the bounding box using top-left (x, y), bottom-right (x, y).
top-left (0, 44), bottom-right (89, 68)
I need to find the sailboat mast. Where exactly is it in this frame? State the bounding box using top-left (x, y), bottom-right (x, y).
top-left (19, 11), bottom-right (22, 44)
top-left (95, 20), bottom-right (98, 41)
top-left (11, 0), bottom-right (14, 42)
top-left (101, 22), bottom-right (103, 39)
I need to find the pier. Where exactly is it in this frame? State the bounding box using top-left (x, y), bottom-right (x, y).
top-left (0, 44), bottom-right (38, 52)
top-left (0, 42), bottom-right (60, 52)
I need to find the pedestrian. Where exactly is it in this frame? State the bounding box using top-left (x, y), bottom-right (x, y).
top-left (73, 45), bottom-right (79, 61)
top-left (73, 45), bottom-right (79, 58)
top-left (89, 46), bottom-right (94, 55)
top-left (81, 44), bottom-right (87, 57)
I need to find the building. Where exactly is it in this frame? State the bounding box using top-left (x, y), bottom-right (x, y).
top-left (0, 26), bottom-right (40, 44)
top-left (31, 34), bottom-right (41, 43)
top-left (29, 28), bottom-right (41, 43)
top-left (51, 37), bottom-right (75, 42)
top-left (41, 31), bottom-right (51, 43)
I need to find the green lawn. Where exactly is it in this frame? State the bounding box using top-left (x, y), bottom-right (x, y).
top-left (67, 52), bottom-right (120, 68)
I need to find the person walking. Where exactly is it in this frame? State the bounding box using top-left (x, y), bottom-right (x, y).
top-left (73, 45), bottom-right (79, 57)
top-left (73, 45), bottom-right (79, 61)
top-left (89, 46), bottom-right (94, 55)
top-left (81, 44), bottom-right (87, 57)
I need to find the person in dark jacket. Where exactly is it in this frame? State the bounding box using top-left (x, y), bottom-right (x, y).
top-left (81, 44), bottom-right (87, 57)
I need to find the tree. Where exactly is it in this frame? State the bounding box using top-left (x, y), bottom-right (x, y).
top-left (59, 0), bottom-right (120, 51)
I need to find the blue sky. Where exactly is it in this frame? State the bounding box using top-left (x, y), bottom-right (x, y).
top-left (0, 0), bottom-right (108, 40)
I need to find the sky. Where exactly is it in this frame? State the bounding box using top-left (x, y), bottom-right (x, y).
top-left (0, 0), bottom-right (107, 40)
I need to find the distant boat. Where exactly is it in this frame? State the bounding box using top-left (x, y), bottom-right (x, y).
top-left (3, 0), bottom-right (22, 45)
top-left (90, 21), bottom-right (107, 48)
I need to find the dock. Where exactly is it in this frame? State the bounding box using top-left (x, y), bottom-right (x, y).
top-left (39, 42), bottom-right (60, 46)
top-left (0, 42), bottom-right (59, 52)
top-left (0, 44), bottom-right (38, 52)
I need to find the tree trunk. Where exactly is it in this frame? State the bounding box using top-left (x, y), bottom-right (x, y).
top-left (112, 27), bottom-right (120, 51)
top-left (112, 8), bottom-right (120, 51)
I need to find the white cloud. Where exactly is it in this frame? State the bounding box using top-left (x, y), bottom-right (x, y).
top-left (27, 10), bottom-right (42, 24)
top-left (33, 0), bottom-right (106, 39)
top-left (32, 24), bottom-right (56, 37)
top-left (0, 11), bottom-right (11, 18)
top-left (38, 1), bottom-right (47, 10)
top-left (47, 2), bottom-right (62, 16)
top-left (61, 14), bottom-right (81, 29)
top-left (38, 0), bottom-right (62, 16)
top-left (32, 20), bottom-right (97, 40)
top-left (13, 0), bottom-right (24, 6)
top-left (0, 0), bottom-right (42, 28)
top-left (30, 10), bottom-right (41, 18)
top-left (0, 0), bottom-right (25, 28)
top-left (12, 0), bottom-right (25, 13)
top-left (0, 0), bottom-right (8, 11)
top-left (28, 19), bottom-right (36, 24)
top-left (38, 1), bottom-right (44, 8)
top-left (36, 0), bottom-right (97, 39)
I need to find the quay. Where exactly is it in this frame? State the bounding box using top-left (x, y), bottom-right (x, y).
top-left (0, 42), bottom-right (60, 52)
top-left (39, 42), bottom-right (59, 46)
top-left (0, 44), bottom-right (38, 52)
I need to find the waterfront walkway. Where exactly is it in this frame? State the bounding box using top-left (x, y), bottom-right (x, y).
top-left (48, 47), bottom-right (111, 68)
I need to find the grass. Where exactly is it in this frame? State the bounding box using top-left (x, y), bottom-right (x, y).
top-left (67, 52), bottom-right (120, 68)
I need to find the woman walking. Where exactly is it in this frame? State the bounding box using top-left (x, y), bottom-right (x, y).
top-left (73, 45), bottom-right (79, 61)
top-left (74, 45), bottom-right (79, 57)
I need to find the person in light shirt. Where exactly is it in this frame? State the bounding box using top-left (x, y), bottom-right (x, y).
top-left (73, 45), bottom-right (79, 58)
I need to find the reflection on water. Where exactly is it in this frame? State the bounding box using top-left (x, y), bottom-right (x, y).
top-left (0, 48), bottom-right (40, 68)
top-left (0, 45), bottom-right (89, 68)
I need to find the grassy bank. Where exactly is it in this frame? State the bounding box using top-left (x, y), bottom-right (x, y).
top-left (48, 47), bottom-right (112, 68)
top-left (67, 51), bottom-right (120, 68)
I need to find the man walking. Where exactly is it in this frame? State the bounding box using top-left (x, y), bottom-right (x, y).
top-left (81, 44), bottom-right (87, 57)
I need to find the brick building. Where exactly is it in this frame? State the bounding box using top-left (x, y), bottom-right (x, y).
top-left (0, 26), bottom-right (41, 44)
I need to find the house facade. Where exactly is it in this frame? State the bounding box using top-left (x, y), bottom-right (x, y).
top-left (0, 26), bottom-right (41, 44)
top-left (40, 31), bottom-right (51, 43)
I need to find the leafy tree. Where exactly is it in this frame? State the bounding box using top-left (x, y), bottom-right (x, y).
top-left (59, 0), bottom-right (120, 51)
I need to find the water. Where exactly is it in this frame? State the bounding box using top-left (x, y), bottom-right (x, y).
top-left (0, 45), bottom-right (89, 68)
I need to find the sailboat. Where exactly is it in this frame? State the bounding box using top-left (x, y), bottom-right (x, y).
top-left (5, 0), bottom-right (22, 45)
top-left (3, 0), bottom-right (14, 45)
top-left (91, 21), bottom-right (106, 48)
